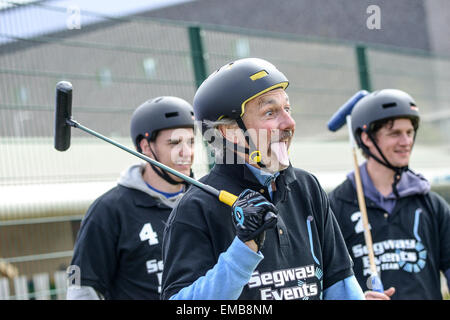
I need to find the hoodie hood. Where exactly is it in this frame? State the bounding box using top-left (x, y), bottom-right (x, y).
top-left (117, 163), bottom-right (185, 209)
top-left (348, 162), bottom-right (430, 213)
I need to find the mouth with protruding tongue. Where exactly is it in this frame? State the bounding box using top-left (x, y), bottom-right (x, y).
top-left (270, 141), bottom-right (290, 167)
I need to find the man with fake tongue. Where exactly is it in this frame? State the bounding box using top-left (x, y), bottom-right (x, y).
top-left (161, 58), bottom-right (367, 300)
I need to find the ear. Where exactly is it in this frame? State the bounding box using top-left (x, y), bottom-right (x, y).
top-left (139, 138), bottom-right (151, 155)
top-left (218, 122), bottom-right (241, 144)
top-left (360, 131), bottom-right (374, 148)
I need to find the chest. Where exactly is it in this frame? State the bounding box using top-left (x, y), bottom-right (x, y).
top-left (117, 204), bottom-right (172, 257)
top-left (340, 197), bottom-right (435, 244)
top-left (242, 185), bottom-right (325, 300)
top-left (340, 197), bottom-right (438, 274)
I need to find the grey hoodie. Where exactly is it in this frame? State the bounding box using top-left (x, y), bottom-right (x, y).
top-left (348, 162), bottom-right (431, 214)
top-left (117, 163), bottom-right (185, 209)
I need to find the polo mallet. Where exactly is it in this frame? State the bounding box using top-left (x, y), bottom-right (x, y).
top-left (54, 81), bottom-right (239, 208)
top-left (328, 90), bottom-right (384, 293)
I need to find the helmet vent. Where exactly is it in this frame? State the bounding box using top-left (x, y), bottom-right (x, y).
top-left (165, 112), bottom-right (179, 118)
top-left (382, 102), bottom-right (397, 109)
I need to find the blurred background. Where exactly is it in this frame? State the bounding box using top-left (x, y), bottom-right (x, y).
top-left (0, 0), bottom-right (449, 299)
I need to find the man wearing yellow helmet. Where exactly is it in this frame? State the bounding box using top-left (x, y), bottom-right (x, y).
top-left (161, 58), bottom-right (365, 300)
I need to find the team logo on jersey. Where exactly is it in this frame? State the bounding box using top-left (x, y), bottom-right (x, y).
top-left (248, 265), bottom-right (319, 300)
top-left (246, 216), bottom-right (323, 300)
top-left (351, 208), bottom-right (427, 279)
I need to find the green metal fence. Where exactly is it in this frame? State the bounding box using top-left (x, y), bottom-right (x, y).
top-left (0, 2), bottom-right (449, 299)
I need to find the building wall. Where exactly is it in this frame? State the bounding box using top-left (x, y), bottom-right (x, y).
top-left (143, 0), bottom-right (436, 53)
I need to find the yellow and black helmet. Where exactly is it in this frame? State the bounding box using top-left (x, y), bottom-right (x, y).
top-left (193, 58), bottom-right (289, 122)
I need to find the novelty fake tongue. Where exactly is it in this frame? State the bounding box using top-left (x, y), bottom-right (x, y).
top-left (270, 141), bottom-right (290, 167)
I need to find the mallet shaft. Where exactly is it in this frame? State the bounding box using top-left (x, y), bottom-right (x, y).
top-left (67, 119), bottom-right (234, 204)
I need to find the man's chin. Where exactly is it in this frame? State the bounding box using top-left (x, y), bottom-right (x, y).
top-left (394, 162), bottom-right (410, 168)
top-left (168, 168), bottom-right (191, 180)
top-left (391, 157), bottom-right (410, 168)
top-left (179, 169), bottom-right (192, 177)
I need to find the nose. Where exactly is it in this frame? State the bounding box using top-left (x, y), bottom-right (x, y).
top-left (279, 109), bottom-right (296, 131)
top-left (399, 132), bottom-right (413, 145)
top-left (179, 141), bottom-right (193, 158)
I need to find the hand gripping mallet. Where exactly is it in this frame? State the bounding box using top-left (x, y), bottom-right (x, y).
top-left (328, 90), bottom-right (384, 293)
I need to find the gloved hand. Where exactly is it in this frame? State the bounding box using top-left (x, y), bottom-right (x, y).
top-left (231, 189), bottom-right (278, 251)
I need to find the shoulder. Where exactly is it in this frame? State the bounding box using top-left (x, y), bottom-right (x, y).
top-left (167, 175), bottom-right (218, 227)
top-left (287, 168), bottom-right (334, 227)
top-left (289, 167), bottom-right (345, 207)
top-left (291, 167), bottom-right (318, 182)
top-left (289, 167), bottom-right (325, 195)
top-left (83, 185), bottom-right (152, 224)
top-left (87, 185), bottom-right (132, 211)
top-left (427, 190), bottom-right (449, 206)
top-left (425, 190), bottom-right (450, 218)
top-left (328, 178), bottom-right (354, 202)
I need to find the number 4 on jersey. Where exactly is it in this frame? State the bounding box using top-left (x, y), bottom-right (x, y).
top-left (139, 223), bottom-right (159, 245)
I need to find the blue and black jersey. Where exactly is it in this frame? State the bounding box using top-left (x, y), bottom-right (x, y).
top-left (161, 163), bottom-right (356, 300)
top-left (70, 185), bottom-right (171, 299)
top-left (329, 175), bottom-right (450, 299)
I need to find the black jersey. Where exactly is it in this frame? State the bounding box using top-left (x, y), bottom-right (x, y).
top-left (329, 178), bottom-right (450, 299)
top-left (161, 163), bottom-right (354, 300)
top-left (70, 184), bottom-right (172, 299)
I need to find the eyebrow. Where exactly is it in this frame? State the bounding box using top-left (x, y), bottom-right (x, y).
top-left (167, 136), bottom-right (194, 142)
top-left (257, 93), bottom-right (290, 110)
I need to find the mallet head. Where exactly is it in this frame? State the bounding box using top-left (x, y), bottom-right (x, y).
top-left (54, 81), bottom-right (73, 151)
top-left (327, 90), bottom-right (369, 132)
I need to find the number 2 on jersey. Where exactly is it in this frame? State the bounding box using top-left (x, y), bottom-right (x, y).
top-left (139, 223), bottom-right (159, 245)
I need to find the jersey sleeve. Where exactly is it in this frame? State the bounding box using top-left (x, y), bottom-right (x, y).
top-left (70, 198), bottom-right (119, 296)
top-left (323, 275), bottom-right (365, 300)
top-left (168, 237), bottom-right (263, 300)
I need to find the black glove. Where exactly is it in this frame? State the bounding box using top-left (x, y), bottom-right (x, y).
top-left (231, 189), bottom-right (278, 251)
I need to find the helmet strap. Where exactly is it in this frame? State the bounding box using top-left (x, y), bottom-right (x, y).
top-left (362, 131), bottom-right (409, 198)
top-left (147, 142), bottom-right (186, 186)
top-left (235, 118), bottom-right (266, 168)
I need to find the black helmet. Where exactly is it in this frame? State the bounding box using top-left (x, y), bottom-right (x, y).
top-left (193, 57), bottom-right (289, 122)
top-left (351, 89), bottom-right (420, 147)
top-left (130, 96), bottom-right (194, 150)
top-left (350, 89), bottom-right (421, 197)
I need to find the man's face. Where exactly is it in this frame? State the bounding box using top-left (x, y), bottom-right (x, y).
top-left (147, 127), bottom-right (194, 180)
top-left (241, 88), bottom-right (296, 172)
top-left (363, 118), bottom-right (415, 168)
